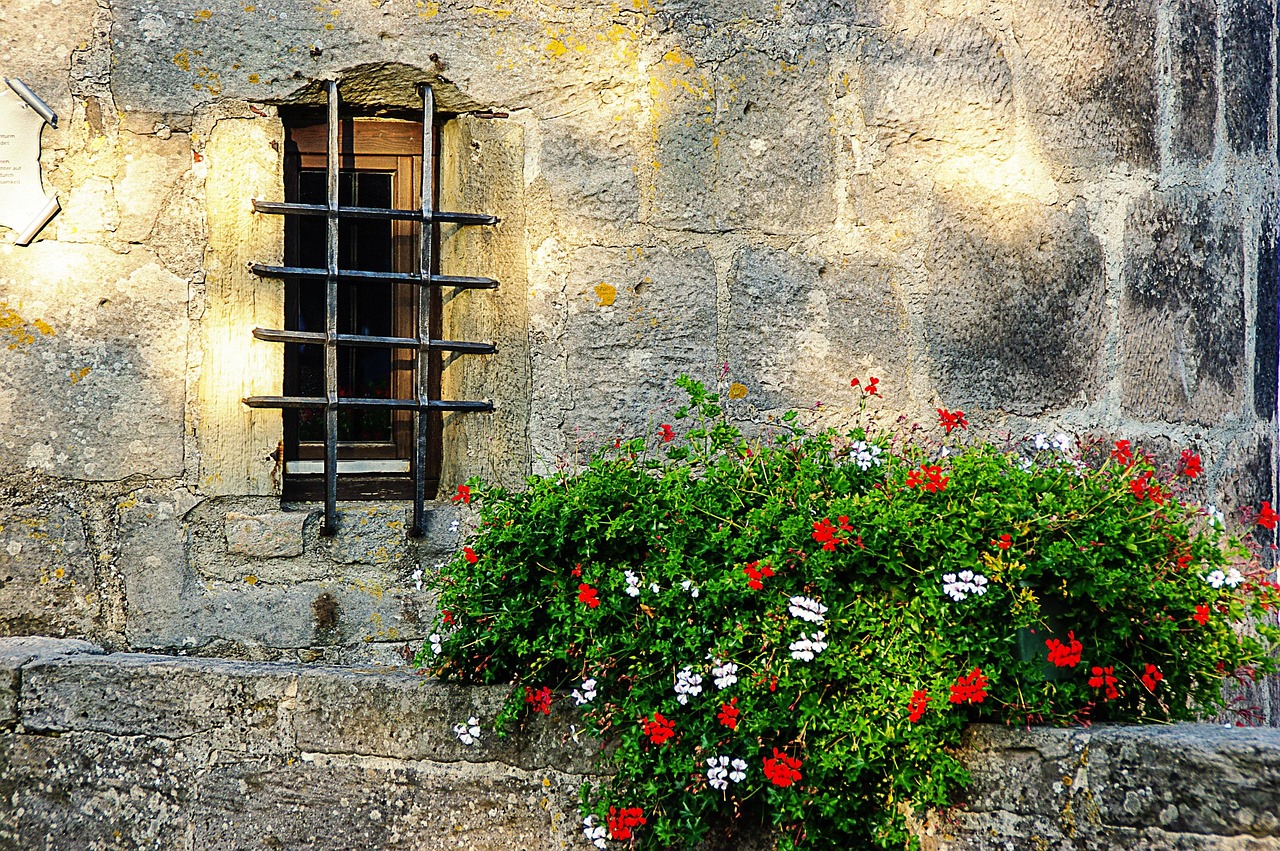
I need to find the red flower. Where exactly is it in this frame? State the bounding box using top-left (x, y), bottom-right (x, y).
top-left (463, 546), bottom-right (479, 564)
top-left (442, 610), bottom-right (455, 626)
top-left (577, 583), bottom-right (600, 609)
top-left (1111, 440), bottom-right (1134, 465)
top-left (743, 561), bottom-right (775, 590)
top-left (524, 686), bottom-right (552, 715)
top-left (905, 465), bottom-right (948, 492)
top-left (1045, 631), bottom-right (1083, 668)
top-left (451, 484), bottom-right (471, 504)
top-left (948, 667), bottom-right (989, 704)
top-left (1258, 502), bottom-right (1279, 530)
top-left (658, 424), bottom-right (675, 443)
top-left (991, 534), bottom-right (1012, 550)
top-left (811, 518), bottom-right (848, 551)
top-left (717, 699), bottom-right (740, 730)
top-left (937, 408), bottom-right (968, 434)
top-left (762, 749), bottom-right (803, 787)
top-left (607, 806), bottom-right (646, 840)
top-left (1193, 604), bottom-right (1210, 625)
top-left (571, 563), bottom-right (582, 578)
top-left (907, 689), bottom-right (930, 723)
top-left (850, 376), bottom-right (880, 395)
top-left (1140, 663), bottom-right (1164, 691)
top-left (641, 712), bottom-right (676, 745)
top-left (1088, 666), bottom-right (1119, 700)
top-left (1179, 450), bottom-right (1202, 478)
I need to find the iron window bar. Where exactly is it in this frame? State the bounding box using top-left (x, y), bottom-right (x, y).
top-left (244, 79), bottom-right (497, 536)
top-left (248, 263), bottom-right (498, 289)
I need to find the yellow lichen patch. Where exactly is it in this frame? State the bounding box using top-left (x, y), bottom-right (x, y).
top-left (594, 282), bottom-right (617, 307)
top-left (193, 9), bottom-right (213, 21)
top-left (247, 73), bottom-right (261, 84)
top-left (69, 367), bottom-right (91, 385)
top-left (415, 0), bottom-right (440, 18)
top-left (244, 4), bottom-right (256, 11)
top-left (470, 0), bottom-right (512, 18)
top-left (0, 302), bottom-right (53, 351)
top-left (728, 382), bottom-right (748, 400)
top-left (54, 567), bottom-right (65, 579)
top-left (545, 38), bottom-right (567, 57)
top-left (244, 574), bottom-right (259, 585)
top-left (172, 50), bottom-right (192, 72)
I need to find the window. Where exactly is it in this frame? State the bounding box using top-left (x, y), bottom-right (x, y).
top-left (245, 80), bottom-right (497, 535)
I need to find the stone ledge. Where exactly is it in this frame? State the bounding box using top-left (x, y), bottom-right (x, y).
top-left (4, 639), bottom-right (1280, 850)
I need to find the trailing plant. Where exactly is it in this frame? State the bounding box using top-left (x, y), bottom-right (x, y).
top-left (420, 376), bottom-right (1280, 850)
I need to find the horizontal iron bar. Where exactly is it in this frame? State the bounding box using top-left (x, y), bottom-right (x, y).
top-left (252, 199), bottom-right (498, 226)
top-left (252, 327), bottom-right (496, 354)
top-left (250, 263), bottom-right (498, 290)
top-left (244, 395), bottom-right (494, 412)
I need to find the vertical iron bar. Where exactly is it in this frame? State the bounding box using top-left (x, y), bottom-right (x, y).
top-left (322, 79), bottom-right (340, 535)
top-left (410, 84), bottom-right (435, 537)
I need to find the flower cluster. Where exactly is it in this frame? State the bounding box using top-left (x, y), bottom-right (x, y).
top-left (742, 560), bottom-right (775, 590)
top-left (849, 440), bottom-right (884, 470)
top-left (906, 464), bottom-right (949, 492)
top-left (572, 678), bottom-right (598, 705)
top-left (1140, 663), bottom-right (1164, 691)
top-left (937, 408), bottom-right (968, 434)
top-left (674, 666), bottom-right (704, 705)
top-left (788, 595), bottom-right (827, 624)
top-left (789, 631), bottom-right (828, 662)
top-left (907, 689), bottom-right (930, 723)
top-left (949, 668), bottom-right (989, 704)
top-left (711, 659), bottom-right (739, 690)
top-left (1046, 631), bottom-right (1083, 668)
top-left (606, 807), bottom-right (646, 840)
top-left (641, 712), bottom-right (676, 745)
top-left (762, 749), bottom-right (803, 787)
top-left (812, 516), bottom-right (853, 551)
top-left (717, 699), bottom-right (740, 729)
top-left (706, 755), bottom-right (748, 791)
top-left (524, 685), bottom-right (552, 715)
top-left (623, 570), bottom-right (642, 597)
top-left (941, 570), bottom-right (989, 602)
top-left (1206, 568), bottom-right (1245, 589)
top-left (1088, 665), bottom-right (1120, 700)
top-left (578, 583), bottom-right (601, 608)
top-left (452, 716), bottom-right (481, 746)
top-left (582, 816), bottom-right (607, 850)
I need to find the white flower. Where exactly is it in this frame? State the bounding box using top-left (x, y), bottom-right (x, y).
top-left (1206, 569), bottom-right (1227, 589)
top-left (428, 633), bottom-right (443, 656)
top-left (1206, 504), bottom-right (1226, 527)
top-left (939, 446), bottom-right (951, 458)
top-left (1018, 457), bottom-right (1036, 472)
top-left (582, 815), bottom-right (607, 850)
top-left (1033, 433), bottom-right (1050, 451)
top-left (849, 440), bottom-right (884, 471)
top-left (729, 757), bottom-right (747, 784)
top-left (624, 570), bottom-right (642, 598)
top-left (1225, 568), bottom-right (1245, 588)
top-left (452, 715), bottom-right (481, 746)
top-left (788, 595), bottom-right (827, 625)
top-left (706, 755), bottom-right (747, 791)
top-left (572, 678), bottom-right (598, 705)
top-left (449, 518), bottom-right (461, 534)
top-left (789, 630), bottom-right (828, 662)
top-left (411, 568), bottom-right (424, 591)
top-left (941, 571), bottom-right (989, 602)
top-left (681, 579), bottom-right (700, 598)
top-left (649, 582), bottom-right (661, 594)
top-left (674, 666), bottom-right (703, 705)
top-left (1051, 433), bottom-right (1073, 453)
top-left (711, 660), bottom-right (739, 690)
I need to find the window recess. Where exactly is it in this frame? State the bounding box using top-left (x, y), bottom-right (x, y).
top-left (245, 79), bottom-right (497, 537)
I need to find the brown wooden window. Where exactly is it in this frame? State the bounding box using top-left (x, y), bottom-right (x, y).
top-left (245, 81), bottom-right (497, 535)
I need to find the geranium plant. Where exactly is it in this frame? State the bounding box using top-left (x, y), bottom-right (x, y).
top-left (420, 376), bottom-right (1280, 849)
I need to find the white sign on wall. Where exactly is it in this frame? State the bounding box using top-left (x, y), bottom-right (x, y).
top-left (0, 78), bottom-right (59, 246)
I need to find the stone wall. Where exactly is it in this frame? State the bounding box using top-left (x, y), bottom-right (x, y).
top-left (0, 1), bottom-right (1275, 663)
top-left (4, 638), bottom-right (1280, 850)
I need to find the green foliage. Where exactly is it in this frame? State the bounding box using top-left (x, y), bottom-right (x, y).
top-left (421, 376), bottom-right (1280, 849)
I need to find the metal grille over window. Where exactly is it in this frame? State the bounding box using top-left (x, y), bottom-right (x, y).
top-left (245, 79), bottom-right (497, 536)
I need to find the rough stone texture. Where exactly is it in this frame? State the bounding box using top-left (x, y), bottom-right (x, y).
top-left (6, 642), bottom-right (1280, 850)
top-left (224, 509), bottom-right (311, 558)
top-left (0, 0), bottom-right (1273, 672)
top-left (1121, 189), bottom-right (1245, 425)
top-left (0, 640), bottom-right (588, 850)
top-left (927, 724), bottom-right (1280, 849)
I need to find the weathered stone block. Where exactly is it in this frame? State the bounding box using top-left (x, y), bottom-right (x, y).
top-left (224, 509), bottom-right (310, 559)
top-left (1013, 0), bottom-right (1159, 174)
top-left (533, 245), bottom-right (717, 453)
top-left (1171, 0), bottom-right (1218, 164)
top-left (0, 0), bottom-right (99, 122)
top-left (726, 245), bottom-right (909, 413)
top-left (1255, 204), bottom-right (1278, 421)
top-left (1223, 0), bottom-right (1273, 156)
top-left (922, 200), bottom-right (1106, 415)
top-left (0, 244), bottom-right (187, 481)
top-left (1121, 190), bottom-right (1244, 424)
top-left (0, 637), bottom-right (102, 728)
top-left (0, 502), bottom-right (99, 638)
